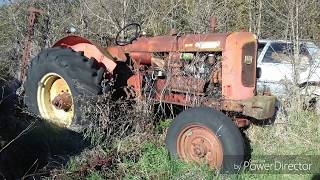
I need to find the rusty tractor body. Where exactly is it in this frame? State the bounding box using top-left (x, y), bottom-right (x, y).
top-left (24, 20), bottom-right (276, 172)
top-left (53, 32), bottom-right (276, 122)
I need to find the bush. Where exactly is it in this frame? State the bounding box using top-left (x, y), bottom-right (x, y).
top-left (80, 94), bottom-right (155, 148)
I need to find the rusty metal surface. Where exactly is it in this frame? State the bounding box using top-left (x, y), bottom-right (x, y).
top-left (167, 59), bottom-right (183, 76)
top-left (155, 76), bottom-right (206, 94)
top-left (154, 92), bottom-right (189, 106)
top-left (234, 118), bottom-right (251, 128)
top-left (222, 32), bottom-right (257, 100)
top-left (53, 35), bottom-right (117, 72)
top-left (154, 84), bottom-right (244, 113)
top-left (177, 125), bottom-right (223, 169)
top-left (127, 74), bottom-right (142, 97)
top-left (153, 83), bottom-right (276, 120)
top-left (130, 52), bottom-right (152, 65)
top-left (123, 33), bottom-right (229, 53)
top-left (20, 7), bottom-right (43, 82)
top-left (53, 36), bottom-right (115, 62)
top-left (48, 23), bottom-right (275, 120)
top-left (106, 46), bottom-right (127, 61)
top-left (51, 92), bottom-right (72, 111)
top-left (241, 95), bottom-right (276, 120)
top-left (211, 69), bottom-right (222, 84)
top-left (121, 30), bottom-right (275, 120)
top-left (177, 33), bottom-right (228, 52)
top-left (153, 90), bottom-right (276, 120)
top-left (108, 33), bottom-right (230, 65)
top-left (168, 77), bottom-right (206, 94)
top-left (53, 35), bottom-right (92, 47)
top-left (124, 36), bottom-right (177, 53)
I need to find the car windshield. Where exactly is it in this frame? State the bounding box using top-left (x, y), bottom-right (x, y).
top-left (262, 42), bottom-right (311, 64)
top-left (308, 47), bottom-right (318, 55)
top-left (305, 43), bottom-right (320, 58)
top-left (258, 42), bottom-right (266, 57)
top-left (262, 43), bottom-right (294, 63)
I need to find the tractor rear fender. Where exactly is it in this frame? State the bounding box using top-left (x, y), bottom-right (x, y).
top-left (53, 36), bottom-right (117, 73)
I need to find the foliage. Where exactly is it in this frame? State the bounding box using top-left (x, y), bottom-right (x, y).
top-left (120, 143), bottom-right (215, 180)
top-left (0, 0), bottom-right (319, 65)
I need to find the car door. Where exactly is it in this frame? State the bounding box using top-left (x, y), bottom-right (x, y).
top-left (257, 42), bottom-right (294, 96)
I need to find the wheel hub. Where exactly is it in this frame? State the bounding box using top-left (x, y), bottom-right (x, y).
top-left (193, 143), bottom-right (207, 158)
top-left (37, 73), bottom-right (74, 127)
top-left (52, 92), bottom-right (72, 111)
top-left (177, 125), bottom-right (223, 169)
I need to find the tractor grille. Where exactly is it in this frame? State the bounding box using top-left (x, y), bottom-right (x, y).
top-left (241, 42), bottom-right (257, 87)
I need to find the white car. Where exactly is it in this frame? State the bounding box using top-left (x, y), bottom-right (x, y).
top-left (257, 40), bottom-right (320, 111)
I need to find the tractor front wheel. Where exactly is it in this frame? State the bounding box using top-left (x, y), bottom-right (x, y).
top-left (165, 107), bottom-right (245, 173)
top-left (24, 48), bottom-right (105, 128)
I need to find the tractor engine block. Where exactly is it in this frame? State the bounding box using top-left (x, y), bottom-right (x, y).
top-left (151, 52), bottom-right (222, 97)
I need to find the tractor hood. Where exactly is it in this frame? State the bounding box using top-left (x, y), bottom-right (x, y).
top-left (122, 33), bottom-right (230, 53)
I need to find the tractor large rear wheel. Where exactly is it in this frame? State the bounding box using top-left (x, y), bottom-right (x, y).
top-left (24, 48), bottom-right (105, 128)
top-left (165, 107), bottom-right (245, 173)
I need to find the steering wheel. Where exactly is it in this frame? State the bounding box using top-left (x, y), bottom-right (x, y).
top-left (115, 23), bottom-right (141, 46)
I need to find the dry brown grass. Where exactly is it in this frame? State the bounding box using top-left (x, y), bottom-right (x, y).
top-left (249, 76), bottom-right (320, 151)
top-left (79, 93), bottom-right (157, 148)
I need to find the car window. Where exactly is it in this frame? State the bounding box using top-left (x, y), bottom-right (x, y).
top-left (258, 42), bottom-right (266, 57)
top-left (299, 44), bottom-right (310, 56)
top-left (305, 43), bottom-right (318, 54)
top-left (262, 43), bottom-right (293, 63)
top-left (305, 43), bottom-right (320, 60)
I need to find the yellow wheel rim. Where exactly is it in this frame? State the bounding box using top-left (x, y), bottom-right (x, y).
top-left (37, 73), bottom-right (74, 127)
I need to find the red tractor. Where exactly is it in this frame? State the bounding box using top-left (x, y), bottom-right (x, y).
top-left (23, 20), bottom-right (276, 172)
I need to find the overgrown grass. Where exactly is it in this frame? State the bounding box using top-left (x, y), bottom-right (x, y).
top-left (235, 107), bottom-right (320, 180)
top-left (116, 109), bottom-right (319, 179)
top-left (62, 107), bottom-right (320, 179)
top-left (248, 110), bottom-right (320, 155)
top-left (85, 171), bottom-right (105, 180)
top-left (52, 76), bottom-right (320, 180)
top-left (63, 107), bottom-right (320, 180)
top-left (120, 143), bottom-right (215, 180)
